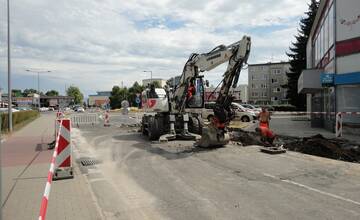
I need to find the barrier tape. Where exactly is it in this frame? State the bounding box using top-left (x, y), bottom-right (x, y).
top-left (39, 120), bottom-right (62, 220)
top-left (271, 111), bottom-right (360, 116)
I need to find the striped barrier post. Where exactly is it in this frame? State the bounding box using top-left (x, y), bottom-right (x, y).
top-left (53, 118), bottom-right (73, 180)
top-left (335, 112), bottom-right (343, 138)
top-left (39, 118), bottom-right (73, 220)
top-left (104, 110), bottom-right (110, 127)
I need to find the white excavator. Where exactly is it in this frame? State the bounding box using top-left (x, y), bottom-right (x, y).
top-left (141, 36), bottom-right (251, 147)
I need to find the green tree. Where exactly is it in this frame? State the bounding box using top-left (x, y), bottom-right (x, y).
top-left (12, 89), bottom-right (22, 97)
top-left (285, 0), bottom-right (319, 110)
top-left (66, 86), bottom-right (84, 104)
top-left (109, 86), bottom-right (129, 109)
top-left (22, 88), bottom-right (38, 96)
top-left (152, 81), bottom-right (161, 88)
top-left (45, 90), bottom-right (59, 96)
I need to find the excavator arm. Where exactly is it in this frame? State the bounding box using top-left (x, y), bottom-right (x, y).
top-left (196, 36), bottom-right (251, 147)
top-left (213, 36), bottom-right (251, 125)
top-left (172, 36), bottom-right (251, 115)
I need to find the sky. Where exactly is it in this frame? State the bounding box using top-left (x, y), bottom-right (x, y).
top-left (0, 0), bottom-right (309, 97)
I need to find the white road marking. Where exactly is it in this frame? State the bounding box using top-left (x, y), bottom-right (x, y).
top-left (263, 173), bottom-right (360, 206)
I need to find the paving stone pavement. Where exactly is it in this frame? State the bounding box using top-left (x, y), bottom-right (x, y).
top-left (1, 113), bottom-right (102, 220)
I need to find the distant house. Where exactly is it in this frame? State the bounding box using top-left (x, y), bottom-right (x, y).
top-left (88, 91), bottom-right (111, 107)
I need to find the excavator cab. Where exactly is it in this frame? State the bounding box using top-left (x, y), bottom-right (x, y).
top-left (186, 76), bottom-right (205, 108)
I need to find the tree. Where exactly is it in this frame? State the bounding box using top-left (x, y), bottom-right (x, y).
top-left (109, 86), bottom-right (129, 109)
top-left (45, 90), bottom-right (59, 96)
top-left (285, 0), bottom-right (319, 110)
top-left (151, 81), bottom-right (162, 88)
top-left (22, 88), bottom-right (38, 96)
top-left (66, 86), bottom-right (84, 104)
top-left (12, 89), bottom-right (22, 97)
top-left (128, 81), bottom-right (144, 106)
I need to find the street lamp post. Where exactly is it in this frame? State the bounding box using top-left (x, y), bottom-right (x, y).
top-left (26, 69), bottom-right (51, 110)
top-left (7, 0), bottom-right (12, 132)
top-left (143, 70), bottom-right (153, 84)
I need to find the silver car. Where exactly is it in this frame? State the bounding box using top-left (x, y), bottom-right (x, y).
top-left (202, 102), bottom-right (257, 122)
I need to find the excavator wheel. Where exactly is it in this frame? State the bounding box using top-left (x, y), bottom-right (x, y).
top-left (189, 116), bottom-right (203, 135)
top-left (147, 116), bottom-right (161, 141)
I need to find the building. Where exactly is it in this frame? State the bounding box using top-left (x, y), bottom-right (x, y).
top-left (248, 62), bottom-right (290, 105)
top-left (298, 0), bottom-right (360, 133)
top-left (88, 91), bottom-right (111, 107)
top-left (205, 84), bottom-right (248, 102)
top-left (166, 76), bottom-right (181, 88)
top-left (142, 78), bottom-right (167, 87)
top-left (40, 96), bottom-right (74, 108)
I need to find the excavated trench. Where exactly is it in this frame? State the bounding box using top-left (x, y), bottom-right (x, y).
top-left (230, 129), bottom-right (360, 163)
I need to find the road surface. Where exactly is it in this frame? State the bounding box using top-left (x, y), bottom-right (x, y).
top-left (72, 113), bottom-right (360, 220)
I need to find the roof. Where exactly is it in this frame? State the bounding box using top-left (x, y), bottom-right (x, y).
top-left (248, 61), bottom-right (290, 67)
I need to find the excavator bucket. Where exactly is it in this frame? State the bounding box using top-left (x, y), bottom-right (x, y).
top-left (196, 125), bottom-right (230, 148)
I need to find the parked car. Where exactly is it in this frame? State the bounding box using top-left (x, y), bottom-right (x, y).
top-left (15, 106), bottom-right (32, 111)
top-left (48, 107), bottom-right (55, 111)
top-left (75, 107), bottom-right (85, 113)
top-left (231, 102), bottom-right (257, 122)
top-left (0, 108), bottom-right (19, 113)
top-left (240, 104), bottom-right (261, 114)
top-left (202, 102), bottom-right (257, 122)
top-left (39, 107), bottom-right (49, 112)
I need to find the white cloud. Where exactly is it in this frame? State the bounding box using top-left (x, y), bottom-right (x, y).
top-left (0, 0), bottom-right (309, 96)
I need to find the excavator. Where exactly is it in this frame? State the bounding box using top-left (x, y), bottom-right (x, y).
top-left (141, 36), bottom-right (251, 147)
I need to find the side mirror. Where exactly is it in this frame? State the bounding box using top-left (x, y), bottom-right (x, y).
top-left (205, 80), bottom-right (209, 87)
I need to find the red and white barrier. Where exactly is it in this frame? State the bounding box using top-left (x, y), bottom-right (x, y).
top-left (335, 112), bottom-right (343, 137)
top-left (54, 118), bottom-right (73, 180)
top-left (271, 111), bottom-right (360, 116)
top-left (54, 111), bottom-right (64, 139)
top-left (39, 118), bottom-right (73, 220)
top-left (104, 110), bottom-right (110, 127)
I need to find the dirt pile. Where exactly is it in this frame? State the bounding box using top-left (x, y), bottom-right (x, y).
top-left (231, 129), bottom-right (360, 163)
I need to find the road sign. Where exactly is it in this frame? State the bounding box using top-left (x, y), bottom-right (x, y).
top-left (135, 97), bottom-right (141, 104)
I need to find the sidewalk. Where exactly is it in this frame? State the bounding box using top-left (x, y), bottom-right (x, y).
top-left (244, 117), bottom-right (360, 143)
top-left (1, 113), bottom-right (102, 220)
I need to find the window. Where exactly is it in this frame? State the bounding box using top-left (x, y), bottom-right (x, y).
top-left (273, 87), bottom-right (281, 92)
top-left (329, 4), bottom-right (334, 47)
top-left (261, 84), bottom-right (267, 88)
top-left (271, 69), bottom-right (281, 75)
top-left (252, 92), bottom-right (258, 97)
top-left (271, 78), bottom-right (278, 84)
top-left (262, 92), bottom-right (267, 97)
top-left (320, 26), bottom-right (323, 58)
top-left (271, 97), bottom-right (278, 101)
top-left (324, 14), bottom-right (329, 54)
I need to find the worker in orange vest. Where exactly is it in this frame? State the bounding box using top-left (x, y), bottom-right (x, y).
top-left (255, 126), bottom-right (276, 146)
top-left (258, 106), bottom-right (271, 128)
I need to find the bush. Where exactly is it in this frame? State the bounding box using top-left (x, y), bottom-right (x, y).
top-left (269, 105), bottom-right (297, 111)
top-left (1, 110), bottom-right (39, 132)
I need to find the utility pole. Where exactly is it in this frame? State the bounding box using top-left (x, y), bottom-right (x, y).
top-left (7, 0), bottom-right (12, 132)
top-left (26, 69), bottom-right (51, 111)
top-left (143, 70), bottom-right (153, 84)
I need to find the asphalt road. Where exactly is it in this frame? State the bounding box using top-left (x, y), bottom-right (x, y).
top-left (72, 113), bottom-right (360, 220)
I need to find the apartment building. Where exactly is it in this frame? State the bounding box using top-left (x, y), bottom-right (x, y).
top-left (248, 62), bottom-right (290, 105)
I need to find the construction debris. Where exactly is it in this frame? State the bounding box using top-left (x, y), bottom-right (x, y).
top-left (231, 129), bottom-right (360, 163)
